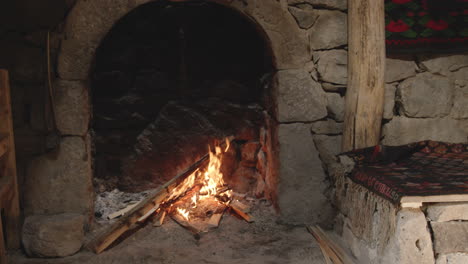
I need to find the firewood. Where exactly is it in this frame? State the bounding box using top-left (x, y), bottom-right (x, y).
top-left (87, 137), bottom-right (234, 254)
top-left (87, 154), bottom-right (210, 254)
top-left (107, 202), bottom-right (139, 220)
top-left (230, 199), bottom-right (250, 213)
top-left (307, 225), bottom-right (357, 264)
top-left (152, 210), bottom-right (166, 227)
top-left (229, 202), bottom-right (253, 223)
top-left (206, 213), bottom-right (223, 228)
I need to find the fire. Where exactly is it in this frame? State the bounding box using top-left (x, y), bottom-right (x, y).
top-left (169, 138), bottom-right (232, 222)
top-left (176, 207), bottom-right (190, 221)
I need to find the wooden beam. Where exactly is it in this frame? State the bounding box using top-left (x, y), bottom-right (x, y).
top-left (0, 211), bottom-right (7, 264)
top-left (342, 0), bottom-right (386, 152)
top-left (0, 134), bottom-right (8, 158)
top-left (0, 69), bottom-right (21, 249)
top-left (400, 194), bottom-right (468, 204)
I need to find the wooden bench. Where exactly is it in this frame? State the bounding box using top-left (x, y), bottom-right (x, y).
top-left (0, 69), bottom-right (21, 263)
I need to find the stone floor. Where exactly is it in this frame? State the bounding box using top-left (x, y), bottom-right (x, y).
top-left (11, 201), bottom-right (325, 264)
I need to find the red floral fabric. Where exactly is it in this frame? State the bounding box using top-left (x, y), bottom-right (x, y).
top-left (385, 0), bottom-right (468, 52)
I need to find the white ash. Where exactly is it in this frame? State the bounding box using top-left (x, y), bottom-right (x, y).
top-left (94, 189), bottom-right (150, 222)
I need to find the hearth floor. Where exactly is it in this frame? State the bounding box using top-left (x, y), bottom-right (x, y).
top-left (11, 201), bottom-right (326, 264)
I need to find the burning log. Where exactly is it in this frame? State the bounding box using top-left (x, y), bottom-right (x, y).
top-left (87, 154), bottom-right (210, 254)
top-left (107, 202), bottom-right (139, 220)
top-left (88, 137), bottom-right (234, 254)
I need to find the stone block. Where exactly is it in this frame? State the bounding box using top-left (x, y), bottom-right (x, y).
top-left (383, 84), bottom-right (396, 119)
top-left (419, 53), bottom-right (468, 76)
top-left (288, 0), bottom-right (347, 11)
top-left (397, 73), bottom-right (453, 118)
top-left (451, 83), bottom-right (468, 120)
top-left (58, 0), bottom-right (149, 80)
top-left (432, 222), bottom-right (468, 254)
top-left (381, 209), bottom-right (434, 264)
top-left (309, 10), bottom-right (347, 50)
top-left (326, 92), bottom-right (344, 121)
top-left (310, 119), bottom-right (343, 135)
top-left (54, 80), bottom-right (90, 136)
top-left (427, 203), bottom-right (468, 222)
top-left (22, 213), bottom-right (84, 257)
top-left (382, 117), bottom-right (467, 146)
top-left (275, 69), bottom-right (327, 122)
top-left (436, 253), bottom-right (468, 264)
top-left (315, 49), bottom-right (347, 85)
top-left (278, 123), bottom-right (332, 224)
top-left (385, 57), bottom-right (416, 83)
top-left (288, 6), bottom-right (318, 29)
top-left (313, 134), bottom-right (342, 167)
top-left (24, 136), bottom-right (93, 218)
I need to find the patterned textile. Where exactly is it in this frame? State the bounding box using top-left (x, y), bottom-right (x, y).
top-left (345, 141), bottom-right (468, 203)
top-left (385, 0), bottom-right (468, 53)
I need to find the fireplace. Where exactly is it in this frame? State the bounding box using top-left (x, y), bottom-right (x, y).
top-left (21, 0), bottom-right (334, 258)
top-left (91, 1), bottom-right (276, 202)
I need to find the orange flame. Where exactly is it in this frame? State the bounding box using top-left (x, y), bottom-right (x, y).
top-left (170, 138), bottom-right (232, 221)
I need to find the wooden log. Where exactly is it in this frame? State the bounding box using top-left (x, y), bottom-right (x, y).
top-left (152, 210), bottom-right (166, 227)
top-left (0, 69), bottom-right (21, 249)
top-left (88, 154), bottom-right (209, 254)
top-left (107, 202), bottom-right (139, 220)
top-left (229, 202), bottom-right (253, 223)
top-left (342, 0), bottom-right (386, 152)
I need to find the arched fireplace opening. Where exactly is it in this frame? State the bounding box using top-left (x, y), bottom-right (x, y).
top-left (90, 1), bottom-right (277, 211)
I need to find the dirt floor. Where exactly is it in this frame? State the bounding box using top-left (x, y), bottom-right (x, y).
top-left (10, 200), bottom-right (326, 264)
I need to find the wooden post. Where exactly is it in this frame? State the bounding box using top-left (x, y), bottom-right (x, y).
top-left (0, 69), bottom-right (21, 250)
top-left (342, 0), bottom-right (386, 152)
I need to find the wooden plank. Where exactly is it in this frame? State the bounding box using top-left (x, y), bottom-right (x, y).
top-left (0, 134), bottom-right (8, 158)
top-left (0, 211), bottom-right (7, 264)
top-left (88, 154), bottom-right (210, 254)
top-left (308, 226), bottom-right (357, 264)
top-left (0, 69), bottom-right (21, 249)
top-left (229, 202), bottom-right (253, 223)
top-left (342, 0), bottom-right (386, 152)
top-left (107, 202), bottom-right (139, 220)
top-left (400, 194), bottom-right (468, 204)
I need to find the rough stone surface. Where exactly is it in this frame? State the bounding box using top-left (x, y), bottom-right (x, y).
top-left (309, 10), bottom-right (347, 50)
top-left (385, 57), bottom-right (416, 83)
top-left (22, 213), bottom-right (84, 257)
top-left (288, 0), bottom-right (347, 11)
top-left (241, 141), bottom-right (260, 165)
top-left (326, 92), bottom-right (344, 122)
top-left (313, 134), bottom-right (342, 167)
top-left (310, 119), bottom-right (343, 135)
top-left (54, 79), bottom-right (89, 136)
top-left (397, 73), bottom-right (453, 118)
top-left (381, 209), bottom-right (434, 264)
top-left (24, 136), bottom-right (93, 218)
top-left (436, 253), bottom-right (468, 264)
top-left (419, 53), bottom-right (468, 76)
top-left (431, 222), bottom-right (468, 254)
top-left (275, 69), bottom-right (327, 122)
top-left (382, 117), bottom-right (467, 146)
top-left (451, 82), bottom-right (468, 120)
top-left (58, 0), bottom-right (152, 80)
top-left (384, 84), bottom-right (397, 119)
top-left (278, 123), bottom-right (332, 225)
top-left (288, 6), bottom-right (318, 29)
top-left (315, 49), bottom-right (347, 85)
top-left (427, 203), bottom-right (468, 222)
top-left (247, 0), bottom-right (310, 69)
